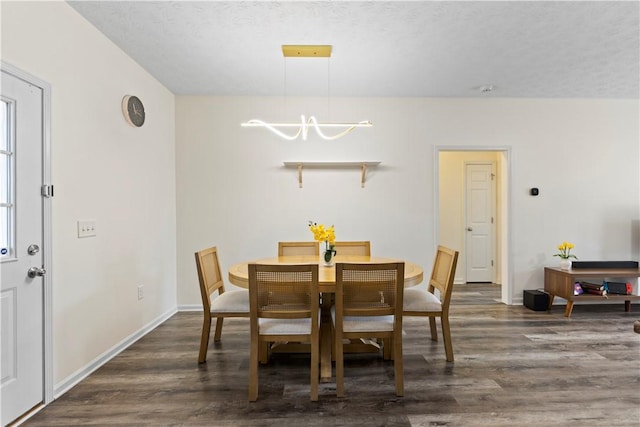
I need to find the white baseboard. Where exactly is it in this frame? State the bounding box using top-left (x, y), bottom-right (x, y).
top-left (53, 306), bottom-right (177, 399)
top-left (178, 304), bottom-right (204, 312)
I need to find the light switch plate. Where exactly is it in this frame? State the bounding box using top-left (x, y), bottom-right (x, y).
top-left (77, 220), bottom-right (97, 238)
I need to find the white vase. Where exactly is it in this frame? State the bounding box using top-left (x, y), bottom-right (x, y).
top-left (559, 259), bottom-right (572, 270)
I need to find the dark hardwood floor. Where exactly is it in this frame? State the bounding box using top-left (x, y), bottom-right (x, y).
top-left (23, 284), bottom-right (640, 426)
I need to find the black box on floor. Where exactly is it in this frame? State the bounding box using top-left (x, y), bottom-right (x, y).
top-left (523, 290), bottom-right (549, 311)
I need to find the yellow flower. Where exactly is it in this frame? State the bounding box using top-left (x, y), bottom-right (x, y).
top-left (308, 220), bottom-right (337, 250)
top-left (554, 241), bottom-right (577, 260)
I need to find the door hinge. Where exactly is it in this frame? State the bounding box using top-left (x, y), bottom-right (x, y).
top-left (491, 260), bottom-right (494, 267)
top-left (41, 185), bottom-right (54, 198)
top-left (491, 216), bottom-right (494, 224)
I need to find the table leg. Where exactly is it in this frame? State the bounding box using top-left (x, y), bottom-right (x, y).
top-left (564, 300), bottom-right (574, 317)
top-left (320, 295), bottom-right (333, 382)
top-left (547, 293), bottom-right (555, 311)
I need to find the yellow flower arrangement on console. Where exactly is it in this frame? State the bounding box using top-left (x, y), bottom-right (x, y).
top-left (309, 221), bottom-right (336, 264)
top-left (554, 241), bottom-right (578, 260)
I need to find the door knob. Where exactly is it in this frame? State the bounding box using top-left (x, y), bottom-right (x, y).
top-left (467, 227), bottom-right (473, 231)
top-left (27, 266), bottom-right (46, 278)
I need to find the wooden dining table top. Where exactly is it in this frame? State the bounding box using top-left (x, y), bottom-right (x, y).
top-left (227, 255), bottom-right (424, 292)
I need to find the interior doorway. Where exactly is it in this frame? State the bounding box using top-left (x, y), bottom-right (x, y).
top-left (436, 147), bottom-right (511, 304)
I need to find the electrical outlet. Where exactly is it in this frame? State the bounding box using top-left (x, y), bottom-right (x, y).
top-left (77, 220), bottom-right (97, 238)
top-left (137, 285), bottom-right (144, 300)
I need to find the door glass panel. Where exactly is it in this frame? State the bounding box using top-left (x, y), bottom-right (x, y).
top-left (0, 98), bottom-right (14, 259)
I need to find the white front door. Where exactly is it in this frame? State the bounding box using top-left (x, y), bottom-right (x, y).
top-left (465, 162), bottom-right (495, 283)
top-left (1, 69), bottom-right (45, 426)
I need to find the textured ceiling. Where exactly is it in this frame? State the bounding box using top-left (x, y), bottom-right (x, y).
top-left (68, 1), bottom-right (640, 98)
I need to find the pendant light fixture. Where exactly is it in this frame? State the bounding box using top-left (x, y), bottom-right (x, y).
top-left (241, 45), bottom-right (372, 140)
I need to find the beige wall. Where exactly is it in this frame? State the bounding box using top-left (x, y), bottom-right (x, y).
top-left (176, 96), bottom-right (639, 306)
top-left (2, 1), bottom-right (177, 389)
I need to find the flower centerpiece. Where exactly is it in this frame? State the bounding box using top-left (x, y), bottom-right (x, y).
top-left (309, 221), bottom-right (336, 266)
top-left (554, 241), bottom-right (578, 270)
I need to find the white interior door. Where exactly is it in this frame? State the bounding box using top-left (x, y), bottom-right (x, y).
top-left (1, 69), bottom-right (45, 426)
top-left (465, 162), bottom-right (495, 282)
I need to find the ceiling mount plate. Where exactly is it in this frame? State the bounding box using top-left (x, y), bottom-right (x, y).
top-left (282, 45), bottom-right (332, 58)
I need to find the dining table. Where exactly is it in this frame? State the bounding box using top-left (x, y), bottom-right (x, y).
top-left (228, 254), bottom-right (424, 382)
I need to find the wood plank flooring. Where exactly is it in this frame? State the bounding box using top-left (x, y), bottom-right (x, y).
top-left (22, 284), bottom-right (640, 426)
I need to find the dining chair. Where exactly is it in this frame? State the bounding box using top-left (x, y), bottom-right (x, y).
top-left (333, 262), bottom-right (405, 397)
top-left (248, 263), bottom-right (320, 402)
top-left (278, 241), bottom-right (319, 256)
top-left (403, 245), bottom-right (459, 362)
top-left (333, 241), bottom-right (371, 256)
top-left (194, 246), bottom-right (249, 363)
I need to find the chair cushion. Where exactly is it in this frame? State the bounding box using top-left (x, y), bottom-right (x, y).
top-left (403, 287), bottom-right (442, 312)
top-left (330, 307), bottom-right (394, 332)
top-left (258, 310), bottom-right (321, 335)
top-left (259, 318), bottom-right (311, 335)
top-left (210, 289), bottom-right (249, 314)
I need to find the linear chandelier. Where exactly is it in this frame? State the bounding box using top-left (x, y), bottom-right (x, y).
top-left (241, 45), bottom-right (372, 141)
top-left (241, 115), bottom-right (372, 141)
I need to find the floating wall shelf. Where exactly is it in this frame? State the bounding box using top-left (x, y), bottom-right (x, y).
top-left (283, 161), bottom-right (381, 188)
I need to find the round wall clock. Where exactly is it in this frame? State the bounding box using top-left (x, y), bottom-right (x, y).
top-left (121, 95), bottom-right (145, 127)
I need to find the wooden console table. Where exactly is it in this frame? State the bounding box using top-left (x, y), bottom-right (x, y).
top-left (544, 267), bottom-right (640, 317)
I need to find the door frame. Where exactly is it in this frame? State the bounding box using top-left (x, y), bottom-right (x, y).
top-left (434, 146), bottom-right (512, 304)
top-left (1, 61), bottom-right (53, 406)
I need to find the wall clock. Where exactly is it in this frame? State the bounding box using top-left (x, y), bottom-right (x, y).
top-left (121, 95), bottom-right (145, 127)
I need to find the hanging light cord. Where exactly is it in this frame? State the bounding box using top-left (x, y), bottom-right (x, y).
top-left (242, 44), bottom-right (372, 140)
